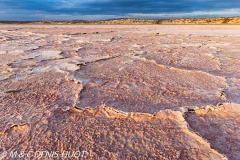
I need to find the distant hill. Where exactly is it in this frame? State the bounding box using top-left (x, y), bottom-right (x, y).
top-left (1, 16), bottom-right (240, 24)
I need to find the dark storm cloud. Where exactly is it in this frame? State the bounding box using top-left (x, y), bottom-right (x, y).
top-left (0, 0), bottom-right (240, 20)
top-left (1, 0), bottom-right (60, 12)
top-left (1, 0), bottom-right (240, 14)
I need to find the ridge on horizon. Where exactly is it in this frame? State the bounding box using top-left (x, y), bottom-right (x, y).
top-left (0, 16), bottom-right (240, 24)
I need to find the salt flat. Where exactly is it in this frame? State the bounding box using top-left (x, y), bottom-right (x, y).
top-left (0, 25), bottom-right (239, 159)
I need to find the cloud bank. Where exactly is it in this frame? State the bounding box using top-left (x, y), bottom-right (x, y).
top-left (0, 0), bottom-right (240, 20)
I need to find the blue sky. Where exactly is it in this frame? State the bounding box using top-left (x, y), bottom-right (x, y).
top-left (0, 0), bottom-right (240, 20)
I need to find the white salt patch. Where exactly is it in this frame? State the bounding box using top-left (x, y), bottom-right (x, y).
top-left (36, 50), bottom-right (63, 60)
top-left (131, 44), bottom-right (141, 48)
top-left (28, 63), bottom-right (79, 75)
top-left (0, 51), bottom-right (6, 54)
top-left (9, 50), bottom-right (24, 54)
top-left (76, 38), bottom-right (90, 43)
top-left (176, 107), bottom-right (188, 113)
top-left (181, 43), bottom-right (202, 47)
top-left (51, 63), bottom-right (79, 72)
top-left (133, 51), bottom-right (146, 55)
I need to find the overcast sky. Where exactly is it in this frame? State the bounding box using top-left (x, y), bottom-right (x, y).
top-left (0, 0), bottom-right (240, 21)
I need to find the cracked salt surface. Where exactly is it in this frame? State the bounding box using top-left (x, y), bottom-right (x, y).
top-left (0, 25), bottom-right (239, 159)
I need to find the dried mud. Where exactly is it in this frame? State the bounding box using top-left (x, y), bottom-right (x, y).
top-left (0, 25), bottom-right (239, 159)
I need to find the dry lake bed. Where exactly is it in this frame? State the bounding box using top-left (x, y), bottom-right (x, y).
top-left (0, 25), bottom-right (240, 159)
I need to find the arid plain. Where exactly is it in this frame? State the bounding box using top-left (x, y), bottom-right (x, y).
top-left (0, 25), bottom-right (240, 159)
